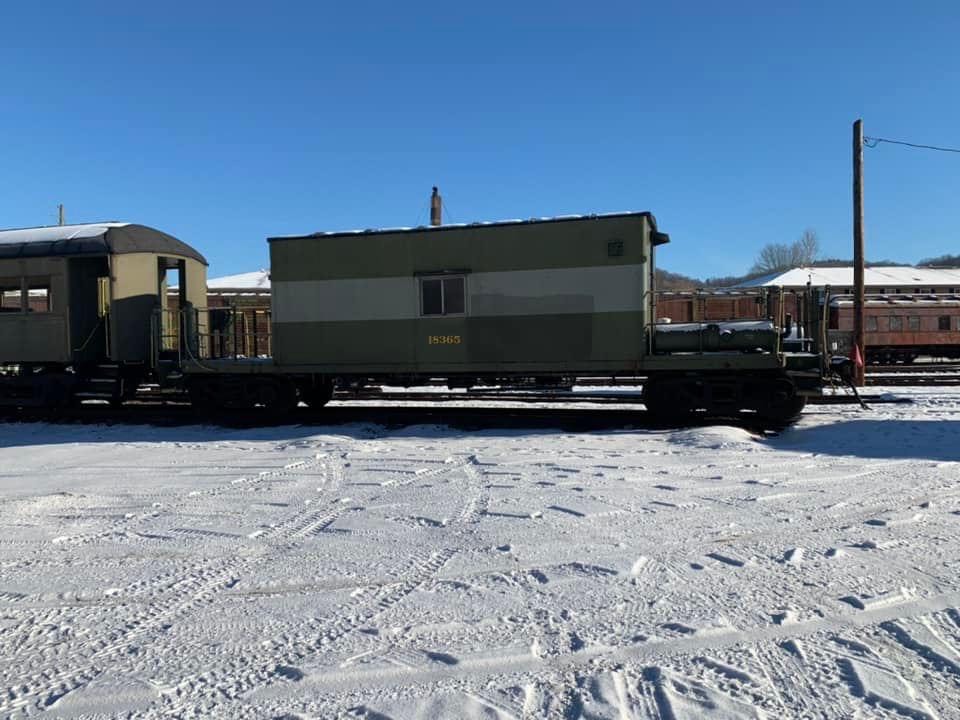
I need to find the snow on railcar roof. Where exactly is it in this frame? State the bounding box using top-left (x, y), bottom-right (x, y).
top-left (0, 222), bottom-right (130, 245)
top-left (0, 222), bottom-right (207, 263)
top-left (267, 210), bottom-right (657, 242)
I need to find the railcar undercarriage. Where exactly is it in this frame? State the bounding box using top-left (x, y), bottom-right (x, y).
top-left (641, 370), bottom-right (808, 422)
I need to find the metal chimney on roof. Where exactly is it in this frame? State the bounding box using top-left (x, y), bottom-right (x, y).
top-left (430, 186), bottom-right (442, 227)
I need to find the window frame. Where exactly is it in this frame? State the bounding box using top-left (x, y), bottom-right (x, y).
top-left (25, 277), bottom-right (53, 314)
top-left (889, 315), bottom-right (903, 332)
top-left (865, 315), bottom-right (878, 332)
top-left (418, 273), bottom-right (467, 318)
top-left (0, 277), bottom-right (24, 313)
top-left (939, 315), bottom-right (951, 331)
top-left (908, 315), bottom-right (920, 331)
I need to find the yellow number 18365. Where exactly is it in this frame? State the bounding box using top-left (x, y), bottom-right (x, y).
top-left (427, 335), bottom-right (462, 345)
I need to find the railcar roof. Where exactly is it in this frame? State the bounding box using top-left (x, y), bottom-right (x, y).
top-left (0, 222), bottom-right (207, 263)
top-left (268, 211), bottom-right (666, 243)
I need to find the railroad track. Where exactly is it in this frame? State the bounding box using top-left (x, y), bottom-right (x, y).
top-left (0, 394), bottom-right (906, 432)
top-left (576, 367), bottom-right (960, 385)
top-left (866, 363), bottom-right (960, 374)
top-left (866, 375), bottom-right (960, 386)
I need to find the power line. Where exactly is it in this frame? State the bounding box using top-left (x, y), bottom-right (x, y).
top-left (863, 135), bottom-right (960, 154)
top-left (414, 197), bottom-right (430, 227)
top-left (442, 197), bottom-right (456, 224)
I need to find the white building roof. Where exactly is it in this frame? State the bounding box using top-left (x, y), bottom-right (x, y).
top-left (736, 265), bottom-right (960, 289)
top-left (207, 269), bottom-right (271, 291)
top-left (170, 269), bottom-right (271, 294)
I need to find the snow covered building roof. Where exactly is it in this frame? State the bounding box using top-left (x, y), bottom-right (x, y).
top-left (0, 222), bottom-right (206, 263)
top-left (207, 269), bottom-right (271, 292)
top-left (170, 269), bottom-right (271, 296)
top-left (736, 266), bottom-right (960, 291)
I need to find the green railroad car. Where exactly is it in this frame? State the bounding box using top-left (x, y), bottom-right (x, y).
top-left (0, 222), bottom-right (207, 406)
top-left (268, 212), bottom-right (664, 375)
top-left (184, 212), bottom-right (823, 420)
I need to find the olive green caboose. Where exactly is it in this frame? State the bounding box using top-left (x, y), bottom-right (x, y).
top-left (267, 213), bottom-right (668, 377)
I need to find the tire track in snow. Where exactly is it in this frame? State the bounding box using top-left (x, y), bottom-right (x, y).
top-left (0, 477), bottom-right (346, 667)
top-left (0, 557), bottom-right (253, 718)
top-left (0, 451), bottom-right (350, 717)
top-left (31, 450), bottom-right (334, 550)
top-left (159, 547), bottom-right (458, 717)
top-left (287, 591), bottom-right (960, 699)
top-left (150, 455), bottom-right (478, 715)
top-left (752, 639), bottom-right (850, 718)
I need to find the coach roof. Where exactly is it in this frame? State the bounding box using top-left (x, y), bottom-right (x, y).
top-left (0, 222), bottom-right (207, 263)
top-left (268, 211), bottom-right (667, 244)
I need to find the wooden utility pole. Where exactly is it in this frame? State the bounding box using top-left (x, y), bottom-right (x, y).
top-left (430, 186), bottom-right (442, 226)
top-left (853, 119), bottom-right (866, 386)
top-left (58, 204), bottom-right (65, 226)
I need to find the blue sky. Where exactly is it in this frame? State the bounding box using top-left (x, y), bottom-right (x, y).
top-left (1, 1), bottom-right (958, 279)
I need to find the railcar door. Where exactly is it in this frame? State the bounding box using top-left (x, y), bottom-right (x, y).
top-left (415, 272), bottom-right (469, 373)
top-left (68, 257), bottom-right (110, 363)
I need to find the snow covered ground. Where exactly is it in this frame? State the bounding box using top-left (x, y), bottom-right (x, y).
top-left (1, 388), bottom-right (959, 719)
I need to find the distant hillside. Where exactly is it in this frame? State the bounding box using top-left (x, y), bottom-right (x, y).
top-left (655, 269), bottom-right (701, 290)
top-left (918, 254), bottom-right (960, 267)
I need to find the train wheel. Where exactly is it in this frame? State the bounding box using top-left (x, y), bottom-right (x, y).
top-left (188, 377), bottom-right (222, 417)
top-left (760, 396), bottom-right (806, 423)
top-left (301, 378), bottom-right (334, 409)
top-left (249, 377), bottom-right (298, 414)
top-left (755, 381), bottom-right (806, 424)
top-left (642, 377), bottom-right (693, 422)
top-left (38, 373), bottom-right (75, 409)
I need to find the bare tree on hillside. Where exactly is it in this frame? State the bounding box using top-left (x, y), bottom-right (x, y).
top-left (751, 229), bottom-right (820, 274)
top-left (796, 229), bottom-right (820, 265)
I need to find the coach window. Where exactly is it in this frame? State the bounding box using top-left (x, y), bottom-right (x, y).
top-left (908, 316), bottom-right (920, 331)
top-left (939, 316), bottom-right (951, 331)
top-left (0, 279), bottom-right (23, 312)
top-left (420, 276), bottom-right (466, 316)
top-left (866, 316), bottom-right (878, 332)
top-left (889, 316), bottom-right (903, 331)
top-left (26, 280), bottom-right (52, 313)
